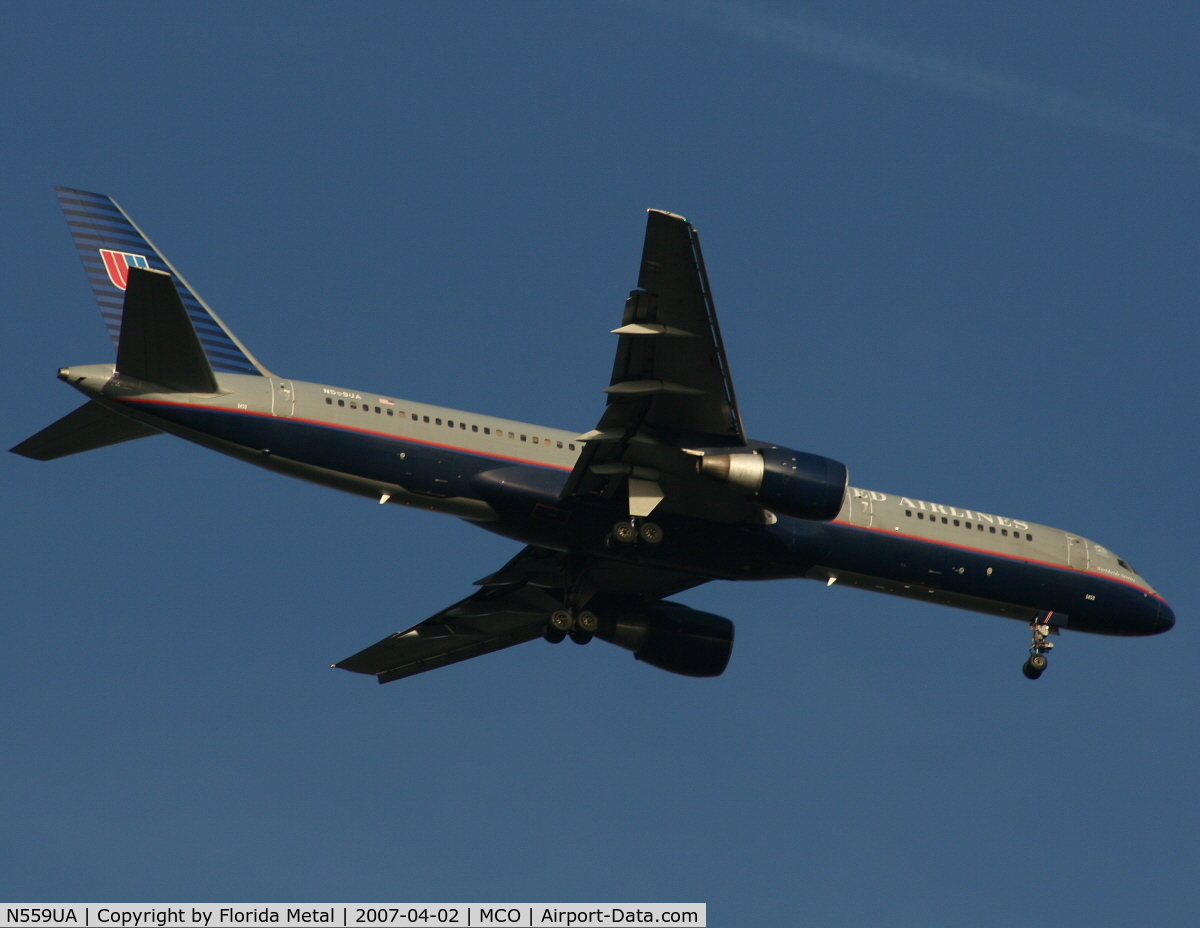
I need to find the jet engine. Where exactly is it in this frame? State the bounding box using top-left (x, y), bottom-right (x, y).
top-left (698, 446), bottom-right (847, 522)
top-left (593, 599), bottom-right (734, 677)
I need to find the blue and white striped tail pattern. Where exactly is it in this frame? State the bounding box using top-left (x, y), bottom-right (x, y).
top-left (55, 187), bottom-right (263, 377)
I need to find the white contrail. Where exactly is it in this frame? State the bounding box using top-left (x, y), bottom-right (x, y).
top-left (672, 0), bottom-right (1198, 154)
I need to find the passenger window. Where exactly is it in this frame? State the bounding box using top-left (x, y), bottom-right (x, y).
top-left (435, 418), bottom-right (442, 425)
top-left (374, 407), bottom-right (380, 413)
top-left (965, 522), bottom-right (972, 529)
top-left (472, 425), bottom-right (478, 432)
top-left (1027, 534), bottom-right (1033, 541)
top-left (941, 517), bottom-right (948, 524)
top-left (990, 527), bottom-right (996, 534)
top-left (520, 435), bottom-right (527, 441)
top-left (447, 420), bottom-right (453, 427)
top-left (917, 512), bottom-right (924, 519)
top-left (557, 441), bottom-right (563, 449)
top-left (532, 437), bottom-right (539, 444)
top-left (906, 510), bottom-right (912, 517)
top-left (953, 519), bottom-right (959, 526)
top-left (460, 423), bottom-right (466, 429)
top-left (484, 427), bottom-right (490, 435)
top-left (338, 400), bottom-right (344, 407)
top-left (386, 410), bottom-right (393, 416)
top-left (509, 432), bottom-right (514, 439)
top-left (325, 397), bottom-right (332, 405)
top-left (569, 443), bottom-right (575, 451)
top-left (1001, 529), bottom-right (1008, 536)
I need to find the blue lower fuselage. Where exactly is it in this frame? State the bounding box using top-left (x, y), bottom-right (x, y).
top-left (106, 386), bottom-right (1172, 640)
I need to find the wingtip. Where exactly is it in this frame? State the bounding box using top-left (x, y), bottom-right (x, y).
top-left (647, 208), bottom-right (689, 223)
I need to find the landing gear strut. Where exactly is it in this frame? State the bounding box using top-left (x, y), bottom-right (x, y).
top-left (1022, 619), bottom-right (1054, 679)
top-left (545, 553), bottom-right (601, 645)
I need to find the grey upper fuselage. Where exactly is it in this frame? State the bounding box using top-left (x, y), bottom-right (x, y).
top-left (59, 363), bottom-right (1173, 639)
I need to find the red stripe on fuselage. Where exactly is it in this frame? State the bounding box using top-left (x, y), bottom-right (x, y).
top-left (118, 399), bottom-right (1166, 606)
top-left (829, 519), bottom-right (1167, 603)
top-left (120, 397), bottom-right (576, 472)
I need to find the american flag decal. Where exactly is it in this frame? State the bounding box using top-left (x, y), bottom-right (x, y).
top-left (99, 249), bottom-right (150, 290)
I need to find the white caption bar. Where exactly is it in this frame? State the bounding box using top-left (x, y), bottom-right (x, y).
top-left (0, 906), bottom-right (705, 928)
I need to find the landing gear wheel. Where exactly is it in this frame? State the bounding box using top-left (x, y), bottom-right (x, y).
top-left (577, 610), bottom-right (599, 633)
top-left (550, 610), bottom-right (574, 632)
top-left (1023, 617), bottom-right (1054, 679)
top-left (569, 628), bottom-right (593, 645)
top-left (544, 626), bottom-right (567, 644)
top-left (1022, 654), bottom-right (1047, 679)
top-left (612, 521), bottom-right (638, 544)
top-left (639, 522), bottom-right (663, 544)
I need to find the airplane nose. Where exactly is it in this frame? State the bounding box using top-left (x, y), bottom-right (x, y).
top-left (1154, 600), bottom-right (1176, 634)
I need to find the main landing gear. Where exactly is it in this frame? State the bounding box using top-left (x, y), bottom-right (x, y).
top-left (544, 609), bottom-right (600, 645)
top-left (611, 518), bottom-right (663, 545)
top-left (1022, 619), bottom-right (1054, 679)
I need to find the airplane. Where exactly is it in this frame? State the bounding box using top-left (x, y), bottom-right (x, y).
top-left (12, 188), bottom-right (1174, 683)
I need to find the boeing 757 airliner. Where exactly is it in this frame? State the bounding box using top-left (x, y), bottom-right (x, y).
top-left (12, 188), bottom-right (1174, 682)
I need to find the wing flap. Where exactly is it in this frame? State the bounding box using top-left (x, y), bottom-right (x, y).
top-left (335, 592), bottom-right (550, 683)
top-left (608, 210), bottom-right (745, 441)
top-left (335, 546), bottom-right (711, 683)
top-left (561, 210), bottom-right (748, 506)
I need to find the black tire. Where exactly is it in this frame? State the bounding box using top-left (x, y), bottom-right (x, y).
top-left (612, 521), bottom-right (638, 543)
top-left (569, 629), bottom-right (593, 645)
top-left (1028, 653), bottom-right (1048, 671)
top-left (1022, 658), bottom-right (1044, 680)
top-left (550, 610), bottom-right (574, 632)
top-left (544, 626), bottom-right (567, 644)
top-left (639, 522), bottom-right (664, 544)
top-left (577, 610), bottom-right (600, 633)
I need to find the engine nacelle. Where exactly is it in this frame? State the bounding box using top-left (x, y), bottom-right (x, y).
top-left (698, 445), bottom-right (847, 522)
top-left (594, 599), bottom-right (734, 677)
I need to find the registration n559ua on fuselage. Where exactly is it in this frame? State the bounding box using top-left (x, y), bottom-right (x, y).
top-left (13, 188), bottom-right (1174, 682)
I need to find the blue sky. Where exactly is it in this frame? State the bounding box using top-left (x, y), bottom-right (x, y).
top-left (2, 2), bottom-right (1198, 923)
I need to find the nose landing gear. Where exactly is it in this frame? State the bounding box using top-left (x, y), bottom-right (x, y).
top-left (1022, 617), bottom-right (1055, 679)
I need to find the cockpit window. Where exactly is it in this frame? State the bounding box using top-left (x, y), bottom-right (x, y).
top-left (1117, 558), bottom-right (1135, 573)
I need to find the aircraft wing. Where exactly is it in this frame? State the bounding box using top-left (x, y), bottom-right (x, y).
top-left (335, 545), bottom-right (708, 683)
top-left (562, 210), bottom-right (758, 521)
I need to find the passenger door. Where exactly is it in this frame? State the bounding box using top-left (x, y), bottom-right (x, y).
top-left (270, 379), bottom-right (295, 417)
top-left (848, 489), bottom-right (876, 528)
top-left (1066, 533), bottom-right (1090, 570)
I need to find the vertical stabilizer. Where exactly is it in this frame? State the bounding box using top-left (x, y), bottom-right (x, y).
top-left (54, 187), bottom-right (270, 377)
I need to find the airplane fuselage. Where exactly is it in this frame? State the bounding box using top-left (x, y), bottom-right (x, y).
top-left (61, 363), bottom-right (1174, 639)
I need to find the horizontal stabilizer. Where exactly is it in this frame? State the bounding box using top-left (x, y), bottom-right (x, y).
top-left (10, 401), bottom-right (160, 461)
top-left (117, 267), bottom-right (220, 393)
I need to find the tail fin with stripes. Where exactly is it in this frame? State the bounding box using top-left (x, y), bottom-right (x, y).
top-left (54, 187), bottom-right (269, 377)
